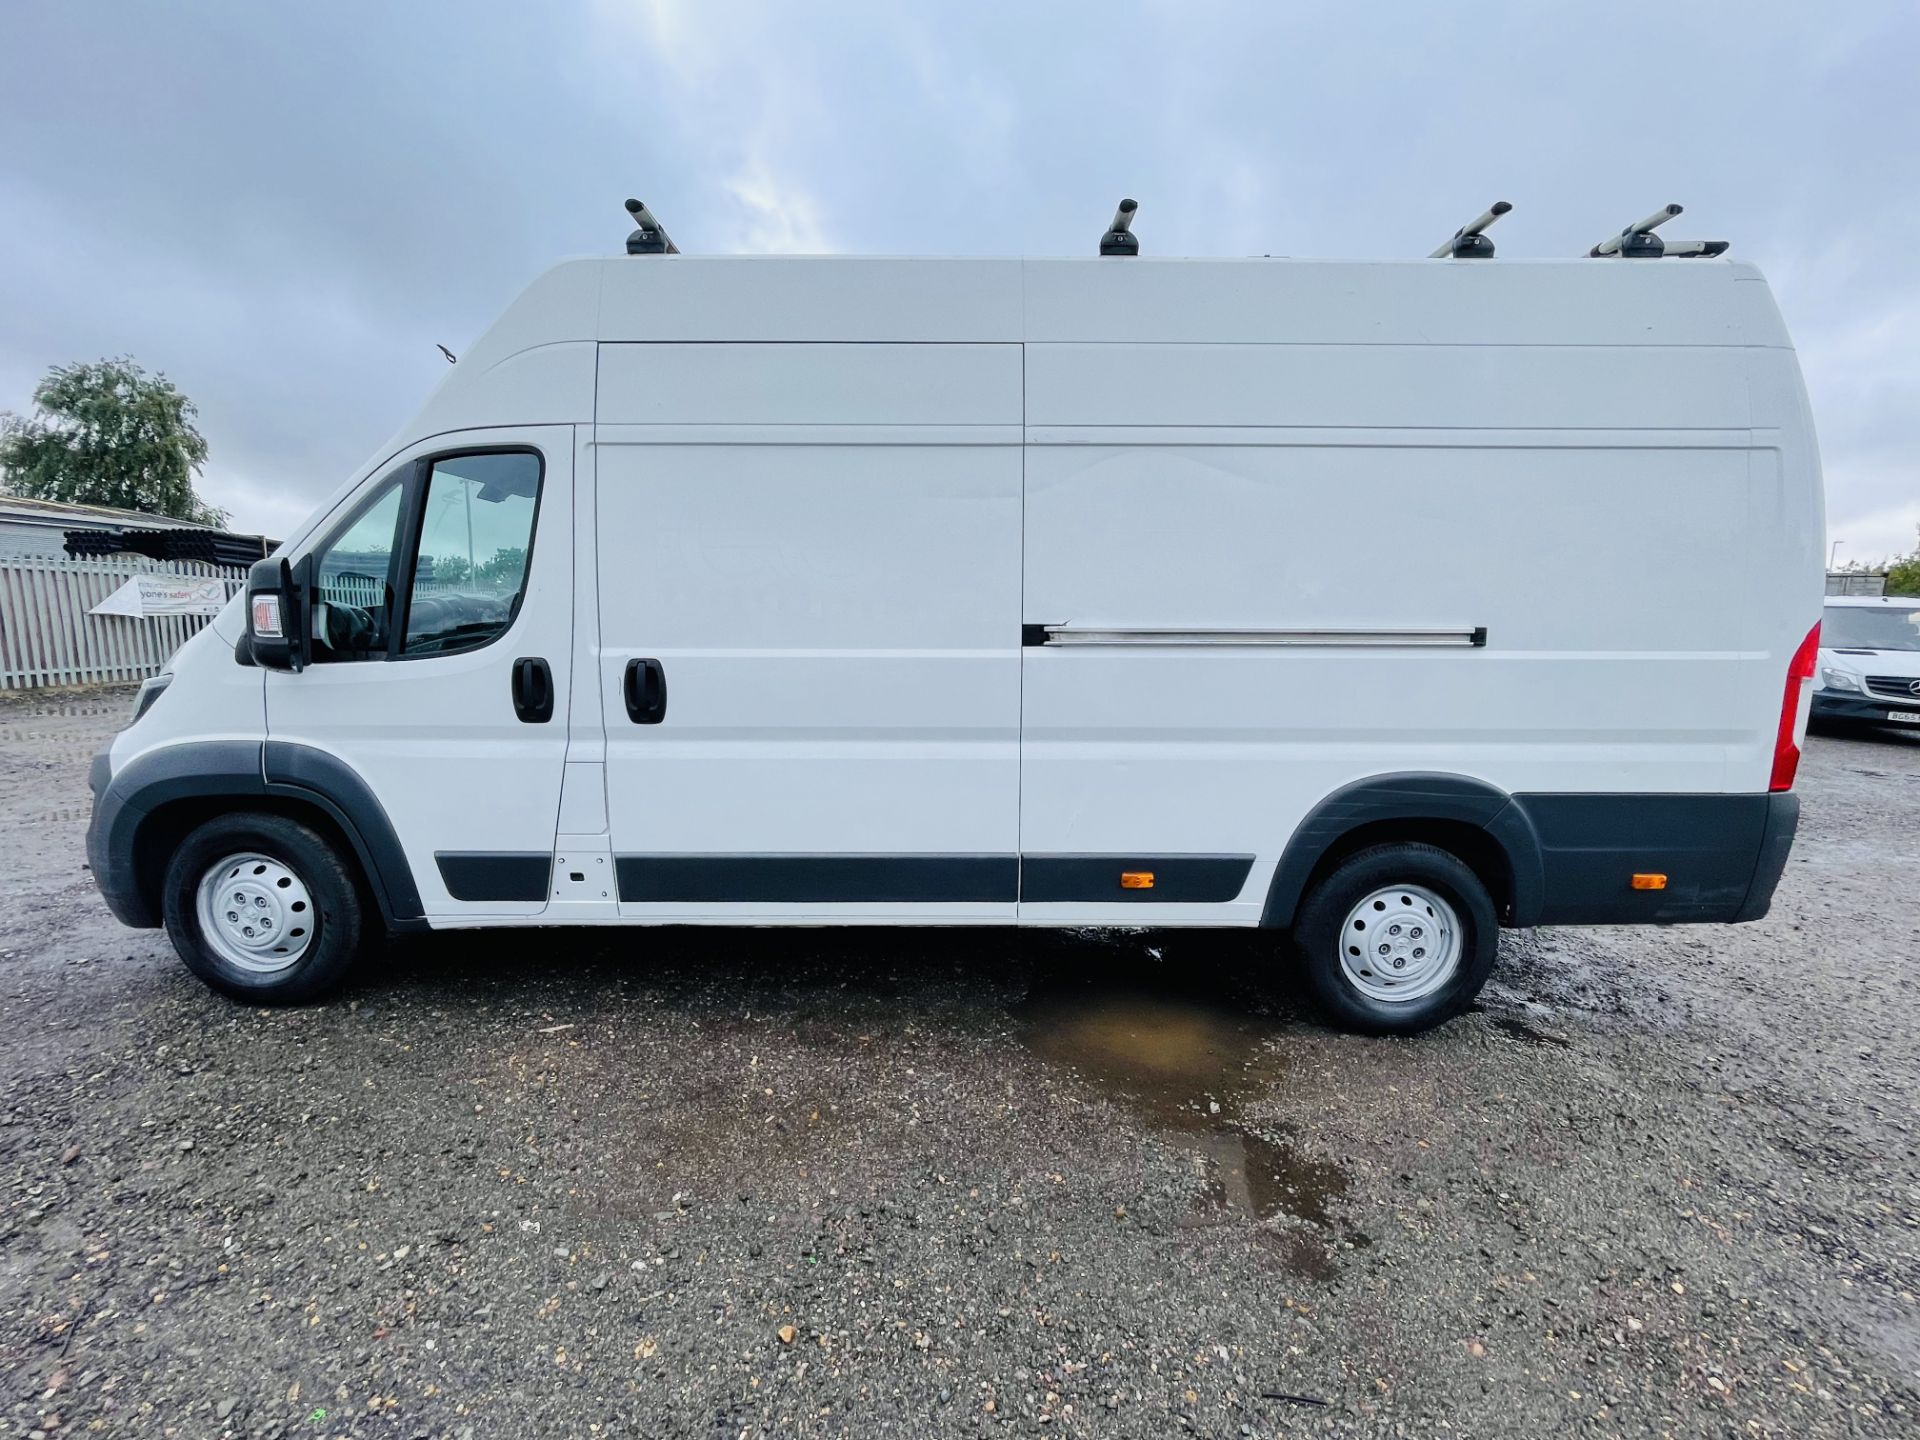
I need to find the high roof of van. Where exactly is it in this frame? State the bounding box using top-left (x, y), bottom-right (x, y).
top-left (459, 254), bottom-right (1790, 362)
top-left (373, 254), bottom-right (1798, 473)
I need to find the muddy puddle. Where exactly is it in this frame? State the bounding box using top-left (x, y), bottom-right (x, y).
top-left (1015, 978), bottom-right (1349, 1243)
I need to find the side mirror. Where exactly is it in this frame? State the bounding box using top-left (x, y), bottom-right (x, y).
top-left (246, 556), bottom-right (310, 671)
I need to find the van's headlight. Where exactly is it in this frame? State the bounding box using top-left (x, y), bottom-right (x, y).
top-left (131, 673), bottom-right (172, 723)
top-left (1821, 667), bottom-right (1861, 693)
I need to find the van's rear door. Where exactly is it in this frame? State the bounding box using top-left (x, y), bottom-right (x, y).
top-left (594, 343), bottom-right (1023, 920)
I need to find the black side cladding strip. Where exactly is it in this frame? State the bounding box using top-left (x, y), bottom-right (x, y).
top-left (1516, 792), bottom-right (1774, 925)
top-left (1735, 793), bottom-right (1799, 923)
top-left (436, 853), bottom-right (553, 903)
top-left (1020, 854), bottom-right (1255, 903)
top-left (616, 855), bottom-right (1019, 905)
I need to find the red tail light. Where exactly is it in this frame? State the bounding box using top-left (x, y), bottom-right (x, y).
top-left (1769, 622), bottom-right (1820, 792)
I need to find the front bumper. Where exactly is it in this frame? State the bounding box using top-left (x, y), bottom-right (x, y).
top-left (85, 747), bottom-right (155, 927)
top-left (1811, 689), bottom-right (1920, 726)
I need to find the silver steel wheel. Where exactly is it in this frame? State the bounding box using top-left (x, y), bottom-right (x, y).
top-left (193, 852), bottom-right (315, 974)
top-left (1337, 883), bottom-right (1462, 1004)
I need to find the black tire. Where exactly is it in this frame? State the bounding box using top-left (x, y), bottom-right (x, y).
top-left (1292, 841), bottom-right (1497, 1035)
top-left (162, 812), bottom-right (369, 1004)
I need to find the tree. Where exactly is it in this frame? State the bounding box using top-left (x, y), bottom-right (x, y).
top-left (477, 546), bottom-right (527, 588)
top-left (0, 357), bottom-right (227, 527)
top-left (1886, 528), bottom-right (1920, 597)
top-left (426, 552), bottom-right (472, 586)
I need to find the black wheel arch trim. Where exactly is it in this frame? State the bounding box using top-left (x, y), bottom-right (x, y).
top-left (1263, 773), bottom-right (1797, 931)
top-left (88, 739), bottom-right (426, 932)
top-left (1261, 772), bottom-right (1544, 929)
top-left (263, 741), bottom-right (426, 926)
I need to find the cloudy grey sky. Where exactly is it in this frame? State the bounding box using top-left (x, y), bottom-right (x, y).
top-left (2, 1), bottom-right (1916, 557)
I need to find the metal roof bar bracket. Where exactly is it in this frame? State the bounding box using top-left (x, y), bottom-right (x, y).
top-left (1099, 198), bottom-right (1139, 256)
top-left (1430, 201), bottom-right (1512, 259)
top-left (1590, 203), bottom-right (1681, 258)
top-left (624, 198), bottom-right (680, 255)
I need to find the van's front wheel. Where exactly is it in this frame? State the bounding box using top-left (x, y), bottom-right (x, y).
top-left (1293, 842), bottom-right (1497, 1035)
top-left (162, 813), bottom-right (368, 1003)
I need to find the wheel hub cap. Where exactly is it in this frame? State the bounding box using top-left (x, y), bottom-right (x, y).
top-left (195, 853), bottom-right (314, 974)
top-left (1337, 883), bottom-right (1462, 1004)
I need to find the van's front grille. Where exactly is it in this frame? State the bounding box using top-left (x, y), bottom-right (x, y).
top-left (1864, 676), bottom-right (1920, 701)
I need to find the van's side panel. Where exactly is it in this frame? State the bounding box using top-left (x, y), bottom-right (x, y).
top-left (1018, 335), bottom-right (1787, 925)
top-left (594, 343), bottom-right (1024, 922)
top-left (1026, 344), bottom-right (1751, 431)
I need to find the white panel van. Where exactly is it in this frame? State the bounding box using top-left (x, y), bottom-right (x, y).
top-left (86, 233), bottom-right (1824, 1033)
top-left (1810, 595), bottom-right (1920, 730)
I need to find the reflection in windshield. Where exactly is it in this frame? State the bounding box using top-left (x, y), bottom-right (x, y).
top-left (1823, 605), bottom-right (1920, 652)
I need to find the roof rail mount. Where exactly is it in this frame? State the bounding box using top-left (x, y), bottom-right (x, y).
top-left (1430, 201), bottom-right (1512, 259)
top-left (624, 198), bottom-right (679, 256)
top-left (1657, 239), bottom-right (1731, 259)
top-left (1100, 198), bottom-right (1139, 257)
top-left (1588, 203), bottom-right (1727, 259)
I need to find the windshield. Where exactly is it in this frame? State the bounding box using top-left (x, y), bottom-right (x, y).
top-left (1823, 604), bottom-right (1920, 652)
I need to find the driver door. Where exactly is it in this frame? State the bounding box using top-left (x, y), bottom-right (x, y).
top-left (264, 426), bottom-right (573, 916)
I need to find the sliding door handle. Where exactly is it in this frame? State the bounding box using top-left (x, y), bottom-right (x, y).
top-left (511, 656), bottom-right (553, 724)
top-left (624, 657), bottom-right (667, 724)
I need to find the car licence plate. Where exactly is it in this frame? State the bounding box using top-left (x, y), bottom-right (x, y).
top-left (1889, 711), bottom-right (1920, 725)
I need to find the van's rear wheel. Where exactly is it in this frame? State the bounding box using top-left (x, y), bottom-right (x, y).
top-left (162, 813), bottom-right (367, 1003)
top-left (1293, 842), bottom-right (1496, 1035)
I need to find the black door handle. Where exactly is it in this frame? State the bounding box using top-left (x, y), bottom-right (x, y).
top-left (624, 657), bottom-right (667, 724)
top-left (512, 656), bottom-right (553, 723)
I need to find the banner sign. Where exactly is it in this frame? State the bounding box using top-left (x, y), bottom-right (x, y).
top-left (90, 576), bottom-right (232, 619)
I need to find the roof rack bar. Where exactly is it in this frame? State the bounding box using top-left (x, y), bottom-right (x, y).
top-left (1099, 198), bottom-right (1139, 257)
top-left (1589, 203), bottom-right (1682, 258)
top-left (1660, 239), bottom-right (1731, 259)
top-left (624, 198), bottom-right (679, 255)
top-left (1430, 200), bottom-right (1512, 259)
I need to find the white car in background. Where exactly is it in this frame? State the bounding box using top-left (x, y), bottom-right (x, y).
top-left (1812, 596), bottom-right (1920, 729)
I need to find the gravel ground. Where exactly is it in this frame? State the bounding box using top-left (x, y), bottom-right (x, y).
top-left (1, 686), bottom-right (1916, 1439)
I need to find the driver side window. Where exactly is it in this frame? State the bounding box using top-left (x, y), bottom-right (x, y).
top-left (304, 448), bottom-right (543, 663)
top-left (403, 453), bottom-right (541, 657)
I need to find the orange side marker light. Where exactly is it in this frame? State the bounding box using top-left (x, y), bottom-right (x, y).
top-left (1630, 873), bottom-right (1668, 891)
top-left (1120, 871), bottom-right (1155, 890)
